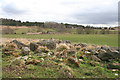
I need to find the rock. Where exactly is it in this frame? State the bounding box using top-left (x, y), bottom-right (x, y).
top-left (79, 59), bottom-right (84, 62)
top-left (12, 40), bottom-right (28, 48)
top-left (36, 46), bottom-right (50, 53)
top-left (97, 52), bottom-right (120, 61)
top-left (37, 40), bottom-right (56, 50)
top-left (30, 42), bottom-right (39, 51)
top-left (101, 46), bottom-right (110, 51)
top-left (68, 57), bottom-right (79, 67)
top-left (74, 43), bottom-right (87, 47)
top-left (79, 43), bottom-right (87, 47)
top-left (56, 40), bottom-right (63, 44)
top-left (88, 55), bottom-right (101, 62)
top-left (40, 58), bottom-right (44, 62)
top-left (7, 43), bottom-right (17, 51)
top-left (21, 47), bottom-right (30, 56)
top-left (111, 47), bottom-right (120, 52)
top-left (63, 40), bottom-right (71, 44)
top-left (37, 40), bottom-right (48, 46)
top-left (97, 49), bottom-right (107, 54)
top-left (75, 46), bottom-right (81, 51)
top-left (46, 40), bottom-right (56, 50)
top-left (22, 56), bottom-right (29, 61)
top-left (85, 51), bottom-right (91, 55)
top-left (47, 52), bottom-right (53, 56)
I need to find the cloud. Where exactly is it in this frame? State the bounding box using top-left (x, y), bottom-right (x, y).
top-left (0, 0), bottom-right (118, 27)
top-left (1, 3), bottom-right (26, 15)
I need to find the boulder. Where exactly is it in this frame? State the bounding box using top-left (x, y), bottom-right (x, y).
top-left (88, 55), bottom-right (101, 62)
top-left (30, 42), bottom-right (38, 51)
top-left (46, 40), bottom-right (56, 50)
top-left (74, 43), bottom-right (87, 47)
top-left (35, 46), bottom-right (50, 53)
top-left (101, 46), bottom-right (111, 52)
top-left (79, 43), bottom-right (87, 47)
top-left (12, 40), bottom-right (28, 48)
top-left (63, 40), bottom-right (71, 44)
top-left (37, 40), bottom-right (47, 46)
top-left (56, 40), bottom-right (63, 44)
top-left (37, 40), bottom-right (56, 50)
top-left (21, 47), bottom-right (30, 56)
top-left (97, 52), bottom-right (120, 61)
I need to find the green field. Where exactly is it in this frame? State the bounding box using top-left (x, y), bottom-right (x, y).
top-left (2, 34), bottom-right (118, 47)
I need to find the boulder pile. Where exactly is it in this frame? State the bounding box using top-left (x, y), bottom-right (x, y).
top-left (2, 38), bottom-right (120, 70)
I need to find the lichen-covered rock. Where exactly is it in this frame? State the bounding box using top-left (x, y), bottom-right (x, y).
top-left (21, 47), bottom-right (30, 56)
top-left (63, 40), bottom-right (71, 44)
top-left (88, 55), bottom-right (101, 62)
top-left (12, 40), bottom-right (28, 49)
top-left (97, 52), bottom-right (120, 61)
top-left (30, 42), bottom-right (38, 51)
top-left (37, 40), bottom-right (56, 50)
top-left (35, 46), bottom-right (50, 53)
top-left (46, 40), bottom-right (56, 50)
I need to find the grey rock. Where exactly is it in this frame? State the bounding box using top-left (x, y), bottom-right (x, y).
top-left (46, 40), bottom-right (56, 50)
top-left (89, 55), bottom-right (101, 62)
top-left (101, 46), bottom-right (111, 52)
top-left (37, 40), bottom-right (47, 46)
top-left (97, 52), bottom-right (120, 61)
top-left (63, 40), bottom-right (71, 44)
top-left (30, 42), bottom-right (38, 51)
top-left (13, 40), bottom-right (28, 48)
top-left (79, 43), bottom-right (87, 47)
top-left (56, 40), bottom-right (63, 44)
top-left (21, 47), bottom-right (30, 56)
top-left (37, 40), bottom-right (56, 50)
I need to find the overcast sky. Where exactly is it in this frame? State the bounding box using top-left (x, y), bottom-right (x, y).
top-left (0, 0), bottom-right (119, 27)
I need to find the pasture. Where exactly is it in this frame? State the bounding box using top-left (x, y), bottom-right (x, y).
top-left (2, 34), bottom-right (118, 47)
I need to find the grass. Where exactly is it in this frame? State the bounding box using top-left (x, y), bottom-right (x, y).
top-left (2, 55), bottom-right (119, 78)
top-left (2, 34), bottom-right (118, 47)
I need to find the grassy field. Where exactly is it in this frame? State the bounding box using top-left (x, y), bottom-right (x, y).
top-left (2, 34), bottom-right (118, 47)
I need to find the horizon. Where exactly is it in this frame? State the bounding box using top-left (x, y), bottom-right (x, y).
top-left (0, 0), bottom-right (119, 27)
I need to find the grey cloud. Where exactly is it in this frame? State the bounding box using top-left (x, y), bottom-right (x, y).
top-left (1, 3), bottom-right (26, 15)
top-left (70, 8), bottom-right (117, 24)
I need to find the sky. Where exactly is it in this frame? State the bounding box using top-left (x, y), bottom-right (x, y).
top-left (0, 0), bottom-right (119, 27)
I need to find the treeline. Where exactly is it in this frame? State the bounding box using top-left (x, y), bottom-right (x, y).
top-left (1, 18), bottom-right (44, 27)
top-left (0, 18), bottom-right (116, 30)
